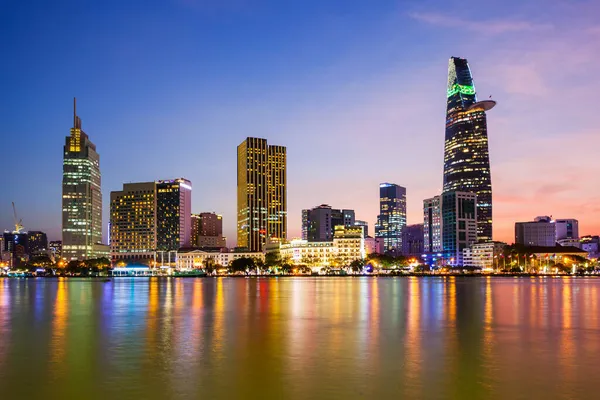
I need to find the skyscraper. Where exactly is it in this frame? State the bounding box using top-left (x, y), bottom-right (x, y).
top-left (444, 57), bottom-right (495, 242)
top-left (303, 205), bottom-right (356, 242)
top-left (237, 137), bottom-right (286, 252)
top-left (62, 98), bottom-right (103, 261)
top-left (156, 179), bottom-right (192, 251)
top-left (375, 183), bottom-right (406, 255)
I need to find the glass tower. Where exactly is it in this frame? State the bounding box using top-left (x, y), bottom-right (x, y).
top-left (62, 98), bottom-right (103, 261)
top-left (443, 57), bottom-right (495, 242)
top-left (375, 183), bottom-right (406, 255)
top-left (237, 137), bottom-right (287, 252)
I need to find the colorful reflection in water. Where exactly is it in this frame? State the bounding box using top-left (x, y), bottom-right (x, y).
top-left (0, 277), bottom-right (599, 399)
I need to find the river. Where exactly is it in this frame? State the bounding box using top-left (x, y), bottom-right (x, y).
top-left (0, 276), bottom-right (598, 399)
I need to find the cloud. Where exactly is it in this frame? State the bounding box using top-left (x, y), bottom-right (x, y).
top-left (408, 12), bottom-right (553, 35)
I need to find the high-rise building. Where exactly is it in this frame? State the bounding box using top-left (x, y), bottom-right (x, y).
top-left (423, 191), bottom-right (477, 266)
top-left (110, 179), bottom-right (192, 264)
top-left (2, 231), bottom-right (29, 267)
top-left (301, 209), bottom-right (310, 240)
top-left (49, 240), bottom-right (62, 261)
top-left (303, 205), bottom-right (356, 242)
top-left (156, 179), bottom-right (192, 251)
top-left (444, 57), bottom-right (495, 242)
top-left (515, 216), bottom-right (557, 247)
top-left (375, 183), bottom-right (407, 255)
top-left (62, 98), bottom-right (103, 260)
top-left (237, 137), bottom-right (287, 252)
top-left (110, 182), bottom-right (157, 264)
top-left (401, 224), bottom-right (424, 258)
top-left (27, 231), bottom-right (48, 256)
top-left (191, 212), bottom-right (226, 249)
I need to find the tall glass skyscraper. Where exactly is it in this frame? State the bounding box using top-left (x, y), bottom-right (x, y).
top-left (62, 98), bottom-right (103, 261)
top-left (443, 57), bottom-right (496, 242)
top-left (375, 183), bottom-right (406, 255)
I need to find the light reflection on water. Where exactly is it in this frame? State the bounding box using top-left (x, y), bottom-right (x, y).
top-left (0, 277), bottom-right (599, 399)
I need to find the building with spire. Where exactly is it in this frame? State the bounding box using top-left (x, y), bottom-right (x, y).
top-left (444, 57), bottom-right (495, 242)
top-left (62, 98), bottom-right (105, 261)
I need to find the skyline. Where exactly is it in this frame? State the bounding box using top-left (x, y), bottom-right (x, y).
top-left (2, 0), bottom-right (600, 245)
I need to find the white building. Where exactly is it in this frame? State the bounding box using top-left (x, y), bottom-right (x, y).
top-left (463, 242), bottom-right (506, 270)
top-left (272, 226), bottom-right (364, 268)
top-left (554, 219), bottom-right (579, 241)
top-left (176, 250), bottom-right (264, 269)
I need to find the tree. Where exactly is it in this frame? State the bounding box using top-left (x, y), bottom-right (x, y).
top-left (229, 257), bottom-right (255, 274)
top-left (280, 263), bottom-right (293, 274)
top-left (204, 258), bottom-right (216, 275)
top-left (350, 259), bottom-right (365, 274)
top-left (264, 252), bottom-right (281, 268)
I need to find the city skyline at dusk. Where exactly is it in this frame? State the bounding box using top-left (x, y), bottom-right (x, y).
top-left (2, 0), bottom-right (600, 245)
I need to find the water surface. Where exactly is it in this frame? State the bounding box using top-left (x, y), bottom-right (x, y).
top-left (0, 277), bottom-right (598, 399)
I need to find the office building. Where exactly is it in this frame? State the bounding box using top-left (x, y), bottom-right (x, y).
top-left (62, 98), bottom-right (104, 260)
top-left (27, 231), bottom-right (48, 256)
top-left (2, 231), bottom-right (29, 266)
top-left (191, 212), bottom-right (226, 248)
top-left (301, 209), bottom-right (310, 240)
top-left (49, 241), bottom-right (62, 261)
top-left (354, 220), bottom-right (369, 237)
top-left (443, 57), bottom-right (495, 242)
top-left (156, 179), bottom-right (192, 251)
top-left (554, 219), bottom-right (579, 240)
top-left (462, 241), bottom-right (506, 270)
top-left (423, 191), bottom-right (477, 266)
top-left (375, 183), bottom-right (407, 255)
top-left (237, 137), bottom-right (286, 252)
top-left (401, 224), bottom-right (424, 258)
top-left (515, 216), bottom-right (557, 247)
top-left (110, 182), bottom-right (157, 264)
top-left (303, 204), bottom-right (355, 242)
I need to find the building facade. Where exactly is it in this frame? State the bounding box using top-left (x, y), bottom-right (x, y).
top-left (27, 231), bottom-right (48, 257)
top-left (272, 226), bottom-right (365, 268)
top-left (443, 57), bottom-right (495, 242)
top-left (515, 216), bottom-right (557, 247)
top-left (156, 179), bottom-right (192, 251)
top-left (237, 137), bottom-right (287, 252)
top-left (462, 241), bottom-right (507, 270)
top-left (375, 183), bottom-right (407, 255)
top-left (401, 224), bottom-right (424, 258)
top-left (554, 219), bottom-right (579, 241)
top-left (354, 220), bottom-right (368, 237)
top-left (191, 212), bottom-right (226, 248)
top-left (176, 249), bottom-right (264, 269)
top-left (303, 204), bottom-right (355, 242)
top-left (62, 98), bottom-right (103, 260)
top-left (49, 241), bottom-right (62, 261)
top-left (110, 182), bottom-right (157, 264)
top-left (424, 196), bottom-right (442, 253)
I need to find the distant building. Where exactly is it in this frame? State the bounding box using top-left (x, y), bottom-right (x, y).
top-left (515, 216), bottom-right (556, 247)
top-left (110, 179), bottom-right (192, 265)
top-left (401, 224), bottom-right (424, 258)
top-left (303, 204), bottom-right (355, 242)
top-left (2, 232), bottom-right (29, 266)
top-left (375, 183), bottom-right (407, 255)
top-left (191, 212), bottom-right (226, 249)
top-left (49, 241), bottom-right (62, 261)
top-left (554, 219), bottom-right (579, 240)
top-left (177, 249), bottom-right (264, 269)
top-left (463, 242), bottom-right (507, 270)
top-left (580, 236), bottom-right (600, 259)
top-left (423, 191), bottom-right (477, 266)
top-left (237, 137), bottom-right (287, 252)
top-left (364, 236), bottom-right (384, 255)
top-left (354, 220), bottom-right (369, 237)
top-left (156, 179), bottom-right (192, 251)
top-left (62, 98), bottom-right (104, 261)
top-left (270, 226), bottom-right (364, 268)
top-left (27, 231), bottom-right (48, 256)
top-left (301, 209), bottom-right (310, 240)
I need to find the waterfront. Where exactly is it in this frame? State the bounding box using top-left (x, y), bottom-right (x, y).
top-left (1, 277), bottom-right (600, 399)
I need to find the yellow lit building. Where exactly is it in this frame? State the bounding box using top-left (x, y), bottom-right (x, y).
top-left (237, 137), bottom-right (286, 252)
top-left (273, 226), bottom-right (365, 268)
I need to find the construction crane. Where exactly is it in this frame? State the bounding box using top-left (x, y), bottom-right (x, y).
top-left (12, 202), bottom-right (24, 233)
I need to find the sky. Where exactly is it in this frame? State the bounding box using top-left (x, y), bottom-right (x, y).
top-left (1, 0), bottom-right (600, 245)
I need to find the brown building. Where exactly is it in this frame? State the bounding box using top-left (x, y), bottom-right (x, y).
top-left (191, 212), bottom-right (226, 249)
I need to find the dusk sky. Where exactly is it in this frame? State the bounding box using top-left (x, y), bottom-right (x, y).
top-left (2, 0), bottom-right (600, 244)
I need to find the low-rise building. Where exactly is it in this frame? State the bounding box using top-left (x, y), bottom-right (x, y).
top-left (271, 226), bottom-right (364, 267)
top-left (463, 242), bottom-right (507, 270)
top-left (176, 249), bottom-right (264, 269)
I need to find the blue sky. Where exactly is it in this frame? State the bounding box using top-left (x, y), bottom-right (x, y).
top-left (2, 0), bottom-right (600, 244)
